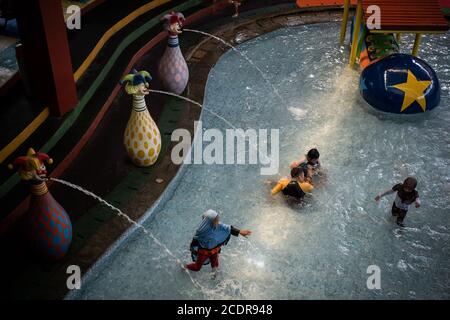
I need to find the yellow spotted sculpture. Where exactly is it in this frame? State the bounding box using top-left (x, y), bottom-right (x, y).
top-left (120, 70), bottom-right (161, 166)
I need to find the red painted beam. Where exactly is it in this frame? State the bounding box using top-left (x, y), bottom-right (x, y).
top-left (80, 0), bottom-right (108, 15)
top-left (15, 0), bottom-right (78, 117)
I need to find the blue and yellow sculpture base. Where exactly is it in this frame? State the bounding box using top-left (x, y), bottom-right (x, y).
top-left (360, 53), bottom-right (440, 114)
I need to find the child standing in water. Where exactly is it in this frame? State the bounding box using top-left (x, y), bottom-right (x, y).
top-left (375, 177), bottom-right (421, 227)
top-left (271, 167), bottom-right (314, 201)
top-left (290, 148), bottom-right (321, 184)
top-left (186, 209), bottom-right (251, 274)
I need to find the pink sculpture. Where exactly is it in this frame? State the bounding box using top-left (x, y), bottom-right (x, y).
top-left (158, 12), bottom-right (189, 94)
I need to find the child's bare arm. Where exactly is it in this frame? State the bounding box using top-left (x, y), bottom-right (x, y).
top-left (375, 188), bottom-right (395, 201)
top-left (307, 167), bottom-right (314, 178)
top-left (290, 156), bottom-right (306, 169)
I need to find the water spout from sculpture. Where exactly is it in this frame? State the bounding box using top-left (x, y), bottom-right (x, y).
top-left (183, 28), bottom-right (288, 108)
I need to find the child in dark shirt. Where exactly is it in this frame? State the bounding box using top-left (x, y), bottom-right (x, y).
top-left (290, 148), bottom-right (321, 184)
top-left (375, 177), bottom-right (421, 227)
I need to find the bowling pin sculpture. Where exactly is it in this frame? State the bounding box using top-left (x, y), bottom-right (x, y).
top-left (8, 148), bottom-right (72, 260)
top-left (158, 12), bottom-right (189, 94)
top-left (121, 70), bottom-right (161, 166)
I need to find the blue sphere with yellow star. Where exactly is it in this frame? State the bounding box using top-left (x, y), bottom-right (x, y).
top-left (360, 53), bottom-right (440, 114)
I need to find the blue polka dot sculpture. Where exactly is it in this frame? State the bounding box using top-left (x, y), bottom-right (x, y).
top-left (8, 148), bottom-right (72, 260)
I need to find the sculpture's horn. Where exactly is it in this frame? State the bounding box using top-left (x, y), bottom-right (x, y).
top-left (120, 74), bottom-right (135, 85)
top-left (138, 71), bottom-right (152, 82)
top-left (8, 156), bottom-right (27, 170)
top-left (176, 12), bottom-right (185, 21)
top-left (161, 13), bottom-right (172, 22)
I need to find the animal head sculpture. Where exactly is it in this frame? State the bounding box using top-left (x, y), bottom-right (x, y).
top-left (8, 148), bottom-right (53, 181)
top-left (120, 70), bottom-right (152, 96)
top-left (161, 11), bottom-right (185, 36)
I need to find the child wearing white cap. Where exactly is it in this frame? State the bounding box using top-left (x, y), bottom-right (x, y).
top-left (186, 209), bottom-right (251, 272)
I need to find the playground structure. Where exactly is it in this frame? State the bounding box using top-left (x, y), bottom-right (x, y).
top-left (340, 0), bottom-right (449, 114)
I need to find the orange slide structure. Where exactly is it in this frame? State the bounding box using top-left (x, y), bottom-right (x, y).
top-left (296, 0), bottom-right (356, 7)
top-left (297, 0), bottom-right (450, 14)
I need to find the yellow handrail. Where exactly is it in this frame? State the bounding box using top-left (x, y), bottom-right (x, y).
top-left (412, 33), bottom-right (422, 56)
top-left (348, 0), bottom-right (362, 68)
top-left (339, 0), bottom-right (351, 45)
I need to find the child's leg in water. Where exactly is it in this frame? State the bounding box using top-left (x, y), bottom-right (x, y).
top-left (210, 253), bottom-right (220, 279)
top-left (391, 203), bottom-right (407, 226)
top-left (186, 252), bottom-right (209, 272)
top-left (210, 253), bottom-right (219, 269)
top-left (391, 203), bottom-right (398, 216)
top-left (396, 211), bottom-right (407, 226)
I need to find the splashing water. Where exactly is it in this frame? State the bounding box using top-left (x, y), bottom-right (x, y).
top-left (148, 89), bottom-right (203, 108)
top-left (71, 23), bottom-right (450, 299)
top-left (49, 177), bottom-right (209, 293)
top-left (183, 28), bottom-right (288, 108)
top-left (52, 177), bottom-right (260, 299)
top-left (148, 89), bottom-right (273, 164)
top-left (148, 89), bottom-right (235, 130)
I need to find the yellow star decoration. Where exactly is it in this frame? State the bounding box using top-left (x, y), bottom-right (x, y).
top-left (392, 70), bottom-right (431, 112)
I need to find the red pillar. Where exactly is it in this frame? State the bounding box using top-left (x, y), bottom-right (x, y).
top-left (15, 0), bottom-right (77, 117)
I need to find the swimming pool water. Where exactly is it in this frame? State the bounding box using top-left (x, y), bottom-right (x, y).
top-left (71, 22), bottom-right (450, 299)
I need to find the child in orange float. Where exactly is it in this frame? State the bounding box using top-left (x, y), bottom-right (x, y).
top-left (271, 166), bottom-right (314, 201)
